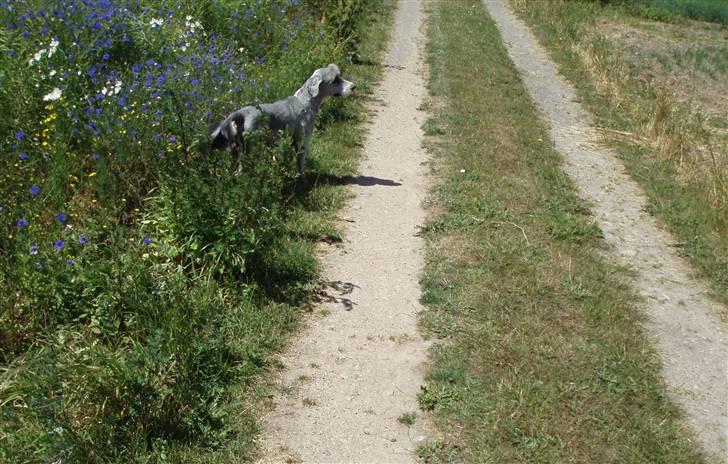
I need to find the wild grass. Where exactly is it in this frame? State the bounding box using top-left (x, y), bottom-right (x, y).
top-left (419, 0), bottom-right (704, 461)
top-left (0, 0), bottom-right (396, 462)
top-left (635, 0), bottom-right (728, 24)
top-left (511, 0), bottom-right (727, 306)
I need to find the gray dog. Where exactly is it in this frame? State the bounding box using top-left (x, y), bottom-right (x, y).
top-left (210, 63), bottom-right (356, 175)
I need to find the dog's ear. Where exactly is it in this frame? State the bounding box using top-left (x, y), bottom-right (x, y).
top-left (307, 70), bottom-right (324, 99)
top-left (327, 63), bottom-right (341, 78)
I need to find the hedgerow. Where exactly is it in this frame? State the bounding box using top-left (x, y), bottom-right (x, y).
top-left (0, 0), bottom-right (373, 461)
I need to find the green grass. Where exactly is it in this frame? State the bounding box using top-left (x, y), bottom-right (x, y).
top-left (419, 0), bottom-right (704, 462)
top-left (638, 0), bottom-right (728, 24)
top-left (164, 2), bottom-right (398, 462)
top-left (512, 0), bottom-right (727, 308)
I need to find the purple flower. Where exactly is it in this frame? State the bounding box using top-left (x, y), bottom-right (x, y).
top-left (29, 244), bottom-right (39, 255)
top-left (92, 153), bottom-right (100, 161)
top-left (66, 258), bottom-right (76, 265)
top-left (79, 234), bottom-right (89, 245)
top-left (19, 152), bottom-right (28, 160)
top-left (17, 218), bottom-right (28, 228)
top-left (15, 130), bottom-right (25, 141)
top-left (143, 236), bottom-right (152, 245)
top-left (8, 49), bottom-right (16, 57)
top-left (53, 239), bottom-right (65, 250)
top-left (29, 184), bottom-right (41, 197)
top-left (56, 213), bottom-right (68, 223)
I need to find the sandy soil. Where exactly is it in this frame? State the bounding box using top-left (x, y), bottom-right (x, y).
top-left (484, 1), bottom-right (727, 462)
top-left (255, 0), bottom-right (431, 462)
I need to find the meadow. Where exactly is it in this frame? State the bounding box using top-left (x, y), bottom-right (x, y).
top-left (0, 0), bottom-right (387, 461)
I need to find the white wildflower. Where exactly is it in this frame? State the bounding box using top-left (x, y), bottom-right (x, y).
top-left (29, 48), bottom-right (46, 65)
top-left (42, 87), bottom-right (63, 101)
top-left (149, 18), bottom-right (163, 28)
top-left (48, 38), bottom-right (59, 58)
top-left (101, 80), bottom-right (123, 96)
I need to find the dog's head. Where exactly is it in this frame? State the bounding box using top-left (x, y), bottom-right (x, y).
top-left (307, 64), bottom-right (356, 100)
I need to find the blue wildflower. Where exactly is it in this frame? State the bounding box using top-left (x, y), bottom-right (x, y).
top-left (29, 244), bottom-right (39, 255)
top-left (53, 239), bottom-right (65, 250)
top-left (79, 234), bottom-right (89, 245)
top-left (19, 152), bottom-right (28, 160)
top-left (15, 130), bottom-right (25, 141)
top-left (30, 184), bottom-right (41, 197)
top-left (17, 218), bottom-right (28, 228)
top-left (143, 236), bottom-right (152, 245)
top-left (66, 258), bottom-right (76, 265)
top-left (56, 213), bottom-right (68, 223)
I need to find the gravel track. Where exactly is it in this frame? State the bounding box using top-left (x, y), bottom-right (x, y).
top-left (256, 0), bottom-right (431, 462)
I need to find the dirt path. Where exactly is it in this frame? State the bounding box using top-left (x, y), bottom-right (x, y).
top-left (256, 1), bottom-right (430, 462)
top-left (483, 1), bottom-right (727, 461)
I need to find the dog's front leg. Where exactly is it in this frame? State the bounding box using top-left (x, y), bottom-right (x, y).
top-left (297, 133), bottom-right (311, 176)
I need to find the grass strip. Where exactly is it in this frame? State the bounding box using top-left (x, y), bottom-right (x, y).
top-left (418, 0), bottom-right (704, 462)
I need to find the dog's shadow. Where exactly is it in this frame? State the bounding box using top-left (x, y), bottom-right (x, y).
top-left (315, 280), bottom-right (360, 311)
top-left (348, 176), bottom-right (402, 187)
top-left (299, 173), bottom-right (402, 191)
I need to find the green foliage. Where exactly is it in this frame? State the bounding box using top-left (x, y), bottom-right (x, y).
top-left (308, 0), bottom-right (377, 59)
top-left (630, 0), bottom-right (728, 24)
top-left (0, 0), bottom-right (382, 461)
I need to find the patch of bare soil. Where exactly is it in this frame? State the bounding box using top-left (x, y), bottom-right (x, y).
top-left (485, 1), bottom-right (727, 462)
top-left (255, 0), bottom-right (432, 462)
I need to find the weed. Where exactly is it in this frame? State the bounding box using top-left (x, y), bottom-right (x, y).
top-left (397, 412), bottom-right (417, 427)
